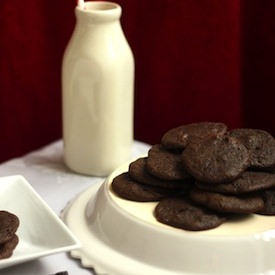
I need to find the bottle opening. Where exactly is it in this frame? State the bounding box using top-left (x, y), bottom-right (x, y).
top-left (84, 2), bottom-right (119, 11)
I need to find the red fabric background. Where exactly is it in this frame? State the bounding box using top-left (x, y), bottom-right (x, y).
top-left (0, 0), bottom-right (274, 163)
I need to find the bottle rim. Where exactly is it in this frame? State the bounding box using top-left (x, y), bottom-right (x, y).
top-left (75, 1), bottom-right (121, 22)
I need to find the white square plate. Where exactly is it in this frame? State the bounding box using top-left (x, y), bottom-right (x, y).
top-left (0, 175), bottom-right (80, 269)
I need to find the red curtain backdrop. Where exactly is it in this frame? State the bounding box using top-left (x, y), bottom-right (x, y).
top-left (0, 0), bottom-right (274, 163)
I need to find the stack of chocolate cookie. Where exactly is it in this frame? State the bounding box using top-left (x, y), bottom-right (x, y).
top-left (111, 122), bottom-right (275, 231)
top-left (0, 210), bottom-right (20, 259)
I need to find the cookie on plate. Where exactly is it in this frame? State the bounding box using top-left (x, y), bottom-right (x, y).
top-left (111, 172), bottom-right (180, 202)
top-left (0, 234), bottom-right (19, 259)
top-left (256, 189), bottom-right (275, 215)
top-left (190, 188), bottom-right (264, 214)
top-left (161, 122), bottom-right (228, 151)
top-left (0, 211), bottom-right (20, 245)
top-left (195, 171), bottom-right (275, 194)
top-left (228, 128), bottom-right (275, 171)
top-left (182, 135), bottom-right (250, 184)
top-left (155, 196), bottom-right (227, 231)
top-left (129, 157), bottom-right (192, 189)
top-left (146, 144), bottom-right (191, 181)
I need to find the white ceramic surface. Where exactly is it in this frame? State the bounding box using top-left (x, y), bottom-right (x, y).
top-left (0, 175), bottom-right (80, 270)
top-left (63, 162), bottom-right (275, 275)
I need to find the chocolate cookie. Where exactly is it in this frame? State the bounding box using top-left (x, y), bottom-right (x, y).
top-left (190, 188), bottom-right (264, 214)
top-left (256, 189), bottom-right (275, 215)
top-left (129, 157), bottom-right (191, 189)
top-left (0, 234), bottom-right (19, 259)
top-left (228, 128), bottom-right (275, 171)
top-left (161, 122), bottom-right (228, 150)
top-left (0, 211), bottom-right (20, 244)
top-left (146, 144), bottom-right (191, 181)
top-left (182, 135), bottom-right (250, 183)
top-left (155, 197), bottom-right (227, 231)
top-left (111, 172), bottom-right (178, 202)
top-left (195, 171), bottom-right (275, 194)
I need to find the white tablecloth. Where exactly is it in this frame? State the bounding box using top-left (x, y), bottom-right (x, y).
top-left (0, 140), bottom-right (150, 275)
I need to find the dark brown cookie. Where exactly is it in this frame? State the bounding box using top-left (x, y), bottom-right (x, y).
top-left (146, 144), bottom-right (191, 181)
top-left (256, 189), bottom-right (275, 215)
top-left (195, 171), bottom-right (275, 194)
top-left (111, 172), bottom-right (179, 202)
top-left (182, 135), bottom-right (250, 184)
top-left (161, 122), bottom-right (228, 150)
top-left (190, 188), bottom-right (264, 214)
top-left (228, 128), bottom-right (275, 171)
top-left (0, 211), bottom-right (20, 244)
top-left (0, 234), bottom-right (19, 259)
top-left (129, 157), bottom-right (192, 189)
top-left (155, 196), bottom-right (227, 231)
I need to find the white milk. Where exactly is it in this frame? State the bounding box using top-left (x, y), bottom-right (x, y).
top-left (62, 2), bottom-right (134, 176)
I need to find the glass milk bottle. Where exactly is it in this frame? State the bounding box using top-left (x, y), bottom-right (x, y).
top-left (62, 1), bottom-right (134, 176)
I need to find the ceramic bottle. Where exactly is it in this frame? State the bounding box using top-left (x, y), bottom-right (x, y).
top-left (62, 1), bottom-right (134, 176)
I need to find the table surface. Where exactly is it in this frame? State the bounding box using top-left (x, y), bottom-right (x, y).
top-left (0, 140), bottom-right (150, 275)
